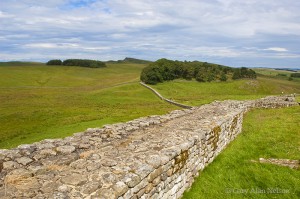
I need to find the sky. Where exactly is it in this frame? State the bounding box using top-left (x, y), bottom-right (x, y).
top-left (1, 0), bottom-right (300, 68)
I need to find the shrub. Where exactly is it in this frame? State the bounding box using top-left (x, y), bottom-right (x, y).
top-left (62, 59), bottom-right (106, 68)
top-left (46, 59), bottom-right (62, 65)
top-left (220, 72), bottom-right (227, 81)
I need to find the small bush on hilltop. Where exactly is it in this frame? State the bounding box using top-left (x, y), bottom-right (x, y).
top-left (62, 59), bottom-right (106, 68)
top-left (46, 59), bottom-right (62, 65)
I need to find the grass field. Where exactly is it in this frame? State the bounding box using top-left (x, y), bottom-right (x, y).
top-left (151, 76), bottom-right (300, 106)
top-left (253, 68), bottom-right (298, 77)
top-left (182, 106), bottom-right (300, 199)
top-left (0, 63), bottom-right (177, 148)
top-left (0, 64), bottom-right (299, 149)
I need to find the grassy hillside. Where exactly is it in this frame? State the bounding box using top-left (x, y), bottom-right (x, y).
top-left (183, 105), bottom-right (300, 199)
top-left (151, 76), bottom-right (300, 106)
top-left (0, 62), bottom-right (177, 148)
top-left (1, 63), bottom-right (299, 149)
top-left (253, 68), bottom-right (298, 77)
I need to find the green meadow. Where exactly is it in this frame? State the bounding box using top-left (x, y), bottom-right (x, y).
top-left (253, 68), bottom-right (298, 77)
top-left (151, 76), bottom-right (300, 106)
top-left (0, 63), bottom-right (299, 149)
top-left (0, 62), bottom-right (176, 148)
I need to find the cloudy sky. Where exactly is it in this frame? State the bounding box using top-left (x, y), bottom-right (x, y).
top-left (1, 0), bottom-right (300, 68)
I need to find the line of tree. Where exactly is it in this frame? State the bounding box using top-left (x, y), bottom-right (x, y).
top-left (140, 58), bottom-right (256, 84)
top-left (46, 59), bottom-right (106, 68)
top-left (290, 73), bottom-right (300, 78)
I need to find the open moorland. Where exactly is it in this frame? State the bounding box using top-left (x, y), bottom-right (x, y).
top-left (0, 62), bottom-right (176, 148)
top-left (151, 76), bottom-right (300, 106)
top-left (0, 62), bottom-right (299, 150)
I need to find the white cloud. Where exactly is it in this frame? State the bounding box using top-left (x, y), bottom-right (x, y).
top-left (0, 11), bottom-right (14, 18)
top-left (0, 0), bottom-right (300, 67)
top-left (264, 47), bottom-right (288, 52)
top-left (24, 43), bottom-right (79, 49)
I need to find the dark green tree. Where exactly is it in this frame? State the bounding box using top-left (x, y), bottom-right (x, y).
top-left (291, 73), bottom-right (300, 78)
top-left (46, 59), bottom-right (62, 65)
top-left (195, 68), bottom-right (207, 82)
top-left (220, 72), bottom-right (227, 81)
top-left (232, 69), bottom-right (241, 80)
top-left (62, 59), bottom-right (106, 68)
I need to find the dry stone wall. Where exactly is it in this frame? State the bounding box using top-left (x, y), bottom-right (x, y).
top-left (139, 82), bottom-right (192, 109)
top-left (0, 95), bottom-right (297, 199)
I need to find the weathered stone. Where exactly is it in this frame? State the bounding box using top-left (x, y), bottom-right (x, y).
top-left (3, 161), bottom-right (19, 170)
top-left (144, 183), bottom-right (153, 194)
top-left (134, 164), bottom-right (153, 179)
top-left (86, 162), bottom-right (101, 171)
top-left (152, 176), bottom-right (161, 186)
top-left (112, 181), bottom-right (128, 196)
top-left (93, 188), bottom-right (117, 199)
top-left (161, 172), bottom-right (168, 181)
top-left (136, 187), bottom-right (146, 197)
top-left (81, 181), bottom-right (102, 195)
top-left (79, 150), bottom-right (94, 159)
top-left (78, 143), bottom-right (90, 149)
top-left (51, 192), bottom-right (69, 199)
top-left (70, 159), bottom-right (87, 169)
top-left (102, 158), bottom-right (117, 167)
top-left (56, 146), bottom-right (76, 154)
top-left (123, 173), bottom-right (141, 188)
top-left (36, 143), bottom-right (55, 150)
top-left (61, 173), bottom-right (87, 186)
top-left (58, 184), bottom-right (69, 193)
top-left (40, 149), bottom-right (57, 156)
top-left (101, 172), bottom-right (117, 184)
top-left (16, 157), bottom-right (33, 166)
top-left (167, 168), bottom-right (173, 177)
top-left (5, 169), bottom-right (41, 191)
top-left (89, 153), bottom-right (101, 161)
top-left (148, 167), bottom-right (163, 182)
top-left (41, 181), bottom-right (59, 193)
top-left (55, 153), bottom-right (78, 165)
top-left (146, 155), bottom-right (161, 169)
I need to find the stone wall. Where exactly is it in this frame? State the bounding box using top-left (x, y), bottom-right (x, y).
top-left (139, 82), bottom-right (193, 109)
top-left (0, 95), bottom-right (297, 198)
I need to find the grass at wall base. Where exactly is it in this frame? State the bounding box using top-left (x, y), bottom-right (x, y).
top-left (182, 106), bottom-right (300, 199)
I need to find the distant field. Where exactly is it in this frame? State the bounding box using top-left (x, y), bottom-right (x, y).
top-left (0, 63), bottom-right (176, 148)
top-left (253, 68), bottom-right (300, 81)
top-left (1, 63), bottom-right (299, 148)
top-left (151, 76), bottom-right (300, 106)
top-left (183, 105), bottom-right (300, 199)
top-left (253, 68), bottom-right (298, 76)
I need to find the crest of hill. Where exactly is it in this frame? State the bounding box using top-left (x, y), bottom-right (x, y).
top-left (0, 61), bottom-right (44, 66)
top-left (106, 57), bottom-right (152, 64)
